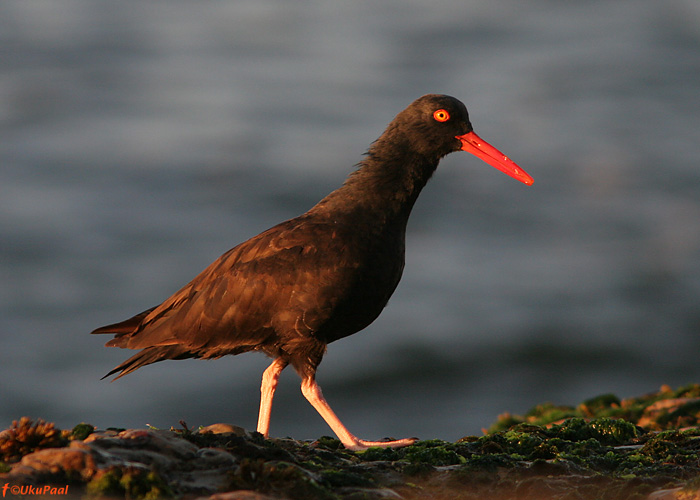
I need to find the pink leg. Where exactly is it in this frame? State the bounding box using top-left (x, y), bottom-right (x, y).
top-left (256, 358), bottom-right (288, 437)
top-left (300, 376), bottom-right (417, 451)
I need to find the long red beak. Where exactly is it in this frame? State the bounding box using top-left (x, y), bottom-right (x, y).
top-left (457, 131), bottom-right (533, 186)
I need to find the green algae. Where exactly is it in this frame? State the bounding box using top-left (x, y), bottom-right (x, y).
top-left (488, 383), bottom-right (700, 433)
top-left (358, 439), bottom-right (467, 466)
top-left (228, 458), bottom-right (335, 500)
top-left (86, 467), bottom-right (173, 499)
top-left (404, 440), bottom-right (467, 466)
top-left (554, 417), bottom-right (638, 445)
top-left (71, 422), bottom-right (95, 441)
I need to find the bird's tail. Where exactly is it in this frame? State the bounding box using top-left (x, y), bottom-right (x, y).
top-left (91, 306), bottom-right (158, 348)
top-left (103, 345), bottom-right (193, 380)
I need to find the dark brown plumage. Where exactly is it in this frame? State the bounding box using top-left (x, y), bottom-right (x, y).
top-left (93, 94), bottom-right (533, 450)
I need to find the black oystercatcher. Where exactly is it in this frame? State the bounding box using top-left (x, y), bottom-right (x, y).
top-left (92, 94), bottom-right (533, 451)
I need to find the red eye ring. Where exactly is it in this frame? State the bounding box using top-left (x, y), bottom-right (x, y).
top-left (433, 109), bottom-right (450, 122)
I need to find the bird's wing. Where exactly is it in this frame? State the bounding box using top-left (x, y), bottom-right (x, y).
top-left (95, 216), bottom-right (359, 354)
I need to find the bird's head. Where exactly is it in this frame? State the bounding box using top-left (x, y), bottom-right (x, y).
top-left (395, 94), bottom-right (533, 186)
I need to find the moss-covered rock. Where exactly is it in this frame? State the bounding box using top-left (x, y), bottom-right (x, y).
top-left (487, 383), bottom-right (700, 433)
top-left (2, 384), bottom-right (700, 499)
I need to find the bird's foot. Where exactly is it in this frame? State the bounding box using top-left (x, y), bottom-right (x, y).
top-left (343, 436), bottom-right (417, 451)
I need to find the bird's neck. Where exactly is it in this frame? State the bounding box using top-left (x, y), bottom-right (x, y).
top-left (312, 137), bottom-right (439, 225)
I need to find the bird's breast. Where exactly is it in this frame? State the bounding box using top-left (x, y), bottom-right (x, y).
top-left (310, 220), bottom-right (407, 344)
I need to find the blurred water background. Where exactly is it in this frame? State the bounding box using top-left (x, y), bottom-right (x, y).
top-left (2, 0), bottom-right (700, 441)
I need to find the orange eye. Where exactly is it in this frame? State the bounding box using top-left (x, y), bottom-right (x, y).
top-left (433, 109), bottom-right (450, 122)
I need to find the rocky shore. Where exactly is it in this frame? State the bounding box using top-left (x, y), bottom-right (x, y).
top-left (2, 384), bottom-right (700, 500)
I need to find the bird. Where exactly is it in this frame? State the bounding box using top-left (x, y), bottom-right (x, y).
top-left (92, 94), bottom-right (533, 451)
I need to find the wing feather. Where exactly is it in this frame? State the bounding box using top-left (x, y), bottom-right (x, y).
top-left (94, 216), bottom-right (361, 356)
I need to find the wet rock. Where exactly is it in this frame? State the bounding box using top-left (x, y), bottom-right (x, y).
top-left (3, 386), bottom-right (700, 499)
top-left (647, 488), bottom-right (677, 500)
top-left (2, 426), bottom-right (237, 496)
top-left (197, 492), bottom-right (284, 500)
top-left (198, 423), bottom-right (249, 436)
top-left (9, 443), bottom-right (96, 482)
top-left (91, 429), bottom-right (199, 459)
top-left (638, 397), bottom-right (700, 429)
